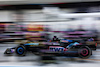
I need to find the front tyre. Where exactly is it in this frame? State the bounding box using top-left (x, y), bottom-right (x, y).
top-left (78, 46), bottom-right (92, 59)
top-left (16, 45), bottom-right (26, 56)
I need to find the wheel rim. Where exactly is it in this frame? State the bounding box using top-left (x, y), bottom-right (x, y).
top-left (80, 48), bottom-right (89, 56)
top-left (17, 47), bottom-right (24, 54)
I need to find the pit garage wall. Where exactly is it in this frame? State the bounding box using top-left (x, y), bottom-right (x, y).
top-left (0, 11), bottom-right (15, 33)
top-left (0, 10), bottom-right (100, 32)
top-left (0, 11), bottom-right (15, 22)
top-left (22, 9), bottom-right (100, 31)
top-left (0, 10), bottom-right (100, 39)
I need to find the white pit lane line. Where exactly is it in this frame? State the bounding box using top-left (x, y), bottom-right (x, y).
top-left (95, 49), bottom-right (100, 52)
top-left (92, 55), bottom-right (100, 56)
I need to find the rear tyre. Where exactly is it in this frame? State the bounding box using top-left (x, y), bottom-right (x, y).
top-left (16, 45), bottom-right (26, 56)
top-left (78, 46), bottom-right (92, 58)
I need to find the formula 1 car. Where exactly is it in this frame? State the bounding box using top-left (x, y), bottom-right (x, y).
top-left (4, 38), bottom-right (93, 58)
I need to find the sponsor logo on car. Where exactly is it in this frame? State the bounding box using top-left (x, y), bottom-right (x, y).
top-left (49, 46), bottom-right (64, 52)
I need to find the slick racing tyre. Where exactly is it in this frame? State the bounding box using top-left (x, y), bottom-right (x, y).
top-left (16, 45), bottom-right (26, 56)
top-left (78, 46), bottom-right (92, 59)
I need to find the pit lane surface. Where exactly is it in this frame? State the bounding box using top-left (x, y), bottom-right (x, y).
top-left (0, 44), bottom-right (100, 67)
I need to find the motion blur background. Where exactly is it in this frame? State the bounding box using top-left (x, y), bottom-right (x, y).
top-left (0, 0), bottom-right (100, 67)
